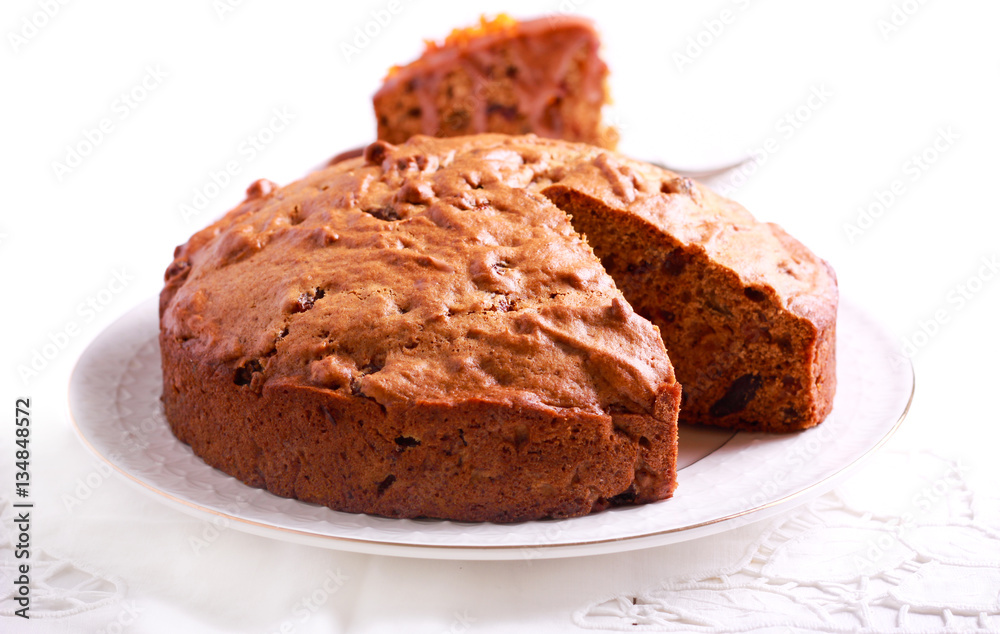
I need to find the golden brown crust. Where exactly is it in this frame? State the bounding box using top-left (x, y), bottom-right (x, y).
top-left (162, 333), bottom-right (680, 522)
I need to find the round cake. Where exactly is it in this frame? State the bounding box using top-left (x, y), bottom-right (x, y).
top-left (160, 134), bottom-right (683, 522)
top-left (160, 133), bottom-right (837, 522)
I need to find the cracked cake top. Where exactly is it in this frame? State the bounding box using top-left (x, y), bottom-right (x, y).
top-left (160, 134), bottom-right (683, 418)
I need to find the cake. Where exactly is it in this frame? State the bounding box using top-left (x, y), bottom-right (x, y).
top-left (373, 15), bottom-right (617, 149)
top-left (160, 135), bottom-right (682, 523)
top-left (160, 134), bottom-right (837, 522)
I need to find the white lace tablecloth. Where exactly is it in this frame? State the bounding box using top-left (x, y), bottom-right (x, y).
top-left (2, 449), bottom-right (998, 633)
top-left (2, 0), bottom-right (999, 632)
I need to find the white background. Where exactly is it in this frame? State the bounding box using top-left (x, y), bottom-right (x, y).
top-left (1, 1), bottom-right (998, 632)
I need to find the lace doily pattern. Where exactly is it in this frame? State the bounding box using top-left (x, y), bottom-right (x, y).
top-left (575, 452), bottom-right (1000, 632)
top-left (0, 495), bottom-right (124, 619)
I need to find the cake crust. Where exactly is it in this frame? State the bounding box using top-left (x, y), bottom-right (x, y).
top-left (162, 334), bottom-right (679, 522)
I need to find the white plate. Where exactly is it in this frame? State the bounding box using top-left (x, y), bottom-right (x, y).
top-left (69, 298), bottom-right (912, 560)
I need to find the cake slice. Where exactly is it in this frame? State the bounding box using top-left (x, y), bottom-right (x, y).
top-left (373, 14), bottom-right (617, 149)
top-left (539, 153), bottom-right (837, 432)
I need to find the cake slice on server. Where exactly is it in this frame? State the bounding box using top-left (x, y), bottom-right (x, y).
top-left (373, 14), bottom-right (617, 149)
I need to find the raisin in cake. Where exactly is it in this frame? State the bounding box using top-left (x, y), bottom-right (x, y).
top-left (373, 15), bottom-right (617, 149)
top-left (160, 136), bottom-right (682, 523)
